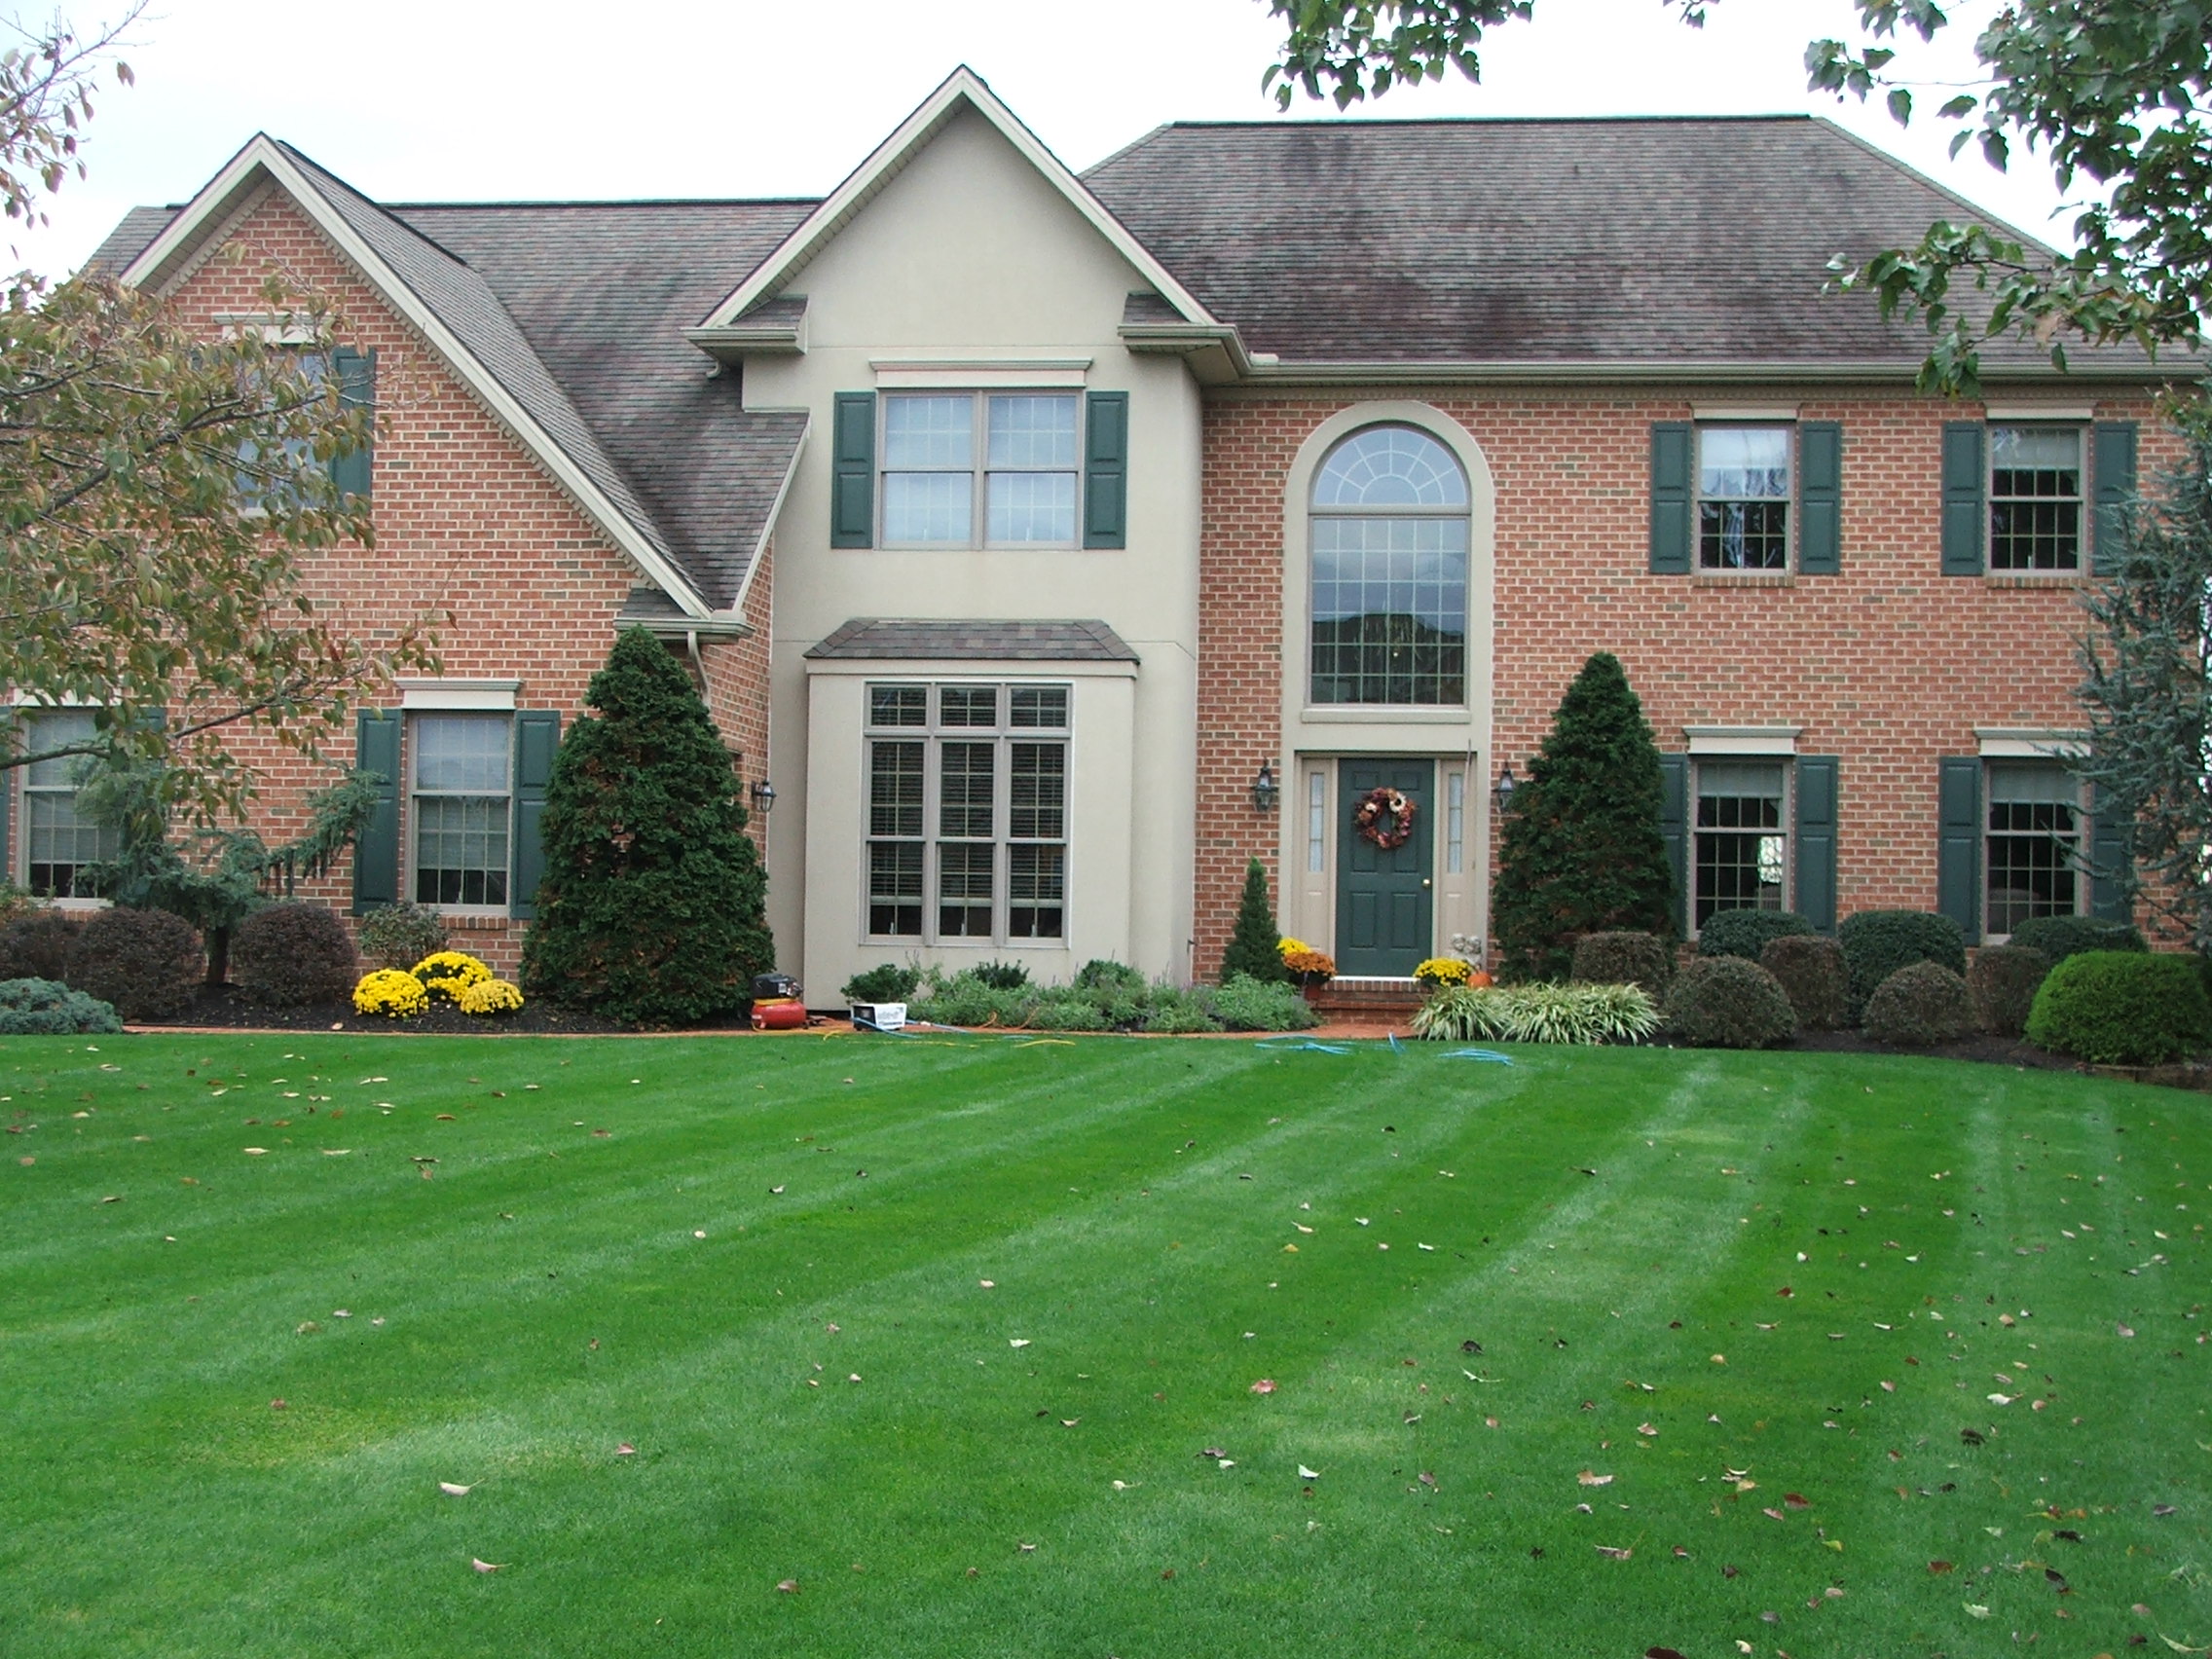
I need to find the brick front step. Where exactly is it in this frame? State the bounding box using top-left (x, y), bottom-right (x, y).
top-left (1310, 977), bottom-right (1425, 1019)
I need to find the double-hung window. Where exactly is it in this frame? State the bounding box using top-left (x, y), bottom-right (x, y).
top-left (865, 682), bottom-right (1070, 943)
top-left (1694, 760), bottom-right (1788, 927)
top-left (1984, 761), bottom-right (2083, 936)
top-left (1988, 426), bottom-right (2083, 571)
top-left (18, 709), bottom-right (117, 899)
top-left (1697, 426), bottom-right (1791, 571)
top-left (880, 393), bottom-right (1080, 548)
top-left (411, 715), bottom-right (510, 909)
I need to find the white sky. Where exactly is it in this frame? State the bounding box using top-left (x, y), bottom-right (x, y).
top-left (12, 0), bottom-right (2076, 277)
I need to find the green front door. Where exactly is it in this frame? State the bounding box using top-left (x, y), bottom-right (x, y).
top-left (1336, 757), bottom-right (1434, 977)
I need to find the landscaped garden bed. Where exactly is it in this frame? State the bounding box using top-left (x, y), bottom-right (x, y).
top-left (3, 1032), bottom-right (2205, 1657)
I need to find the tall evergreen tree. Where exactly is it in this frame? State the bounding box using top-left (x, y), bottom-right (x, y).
top-left (1220, 857), bottom-right (1288, 983)
top-left (1492, 651), bottom-right (1676, 980)
top-left (520, 628), bottom-right (774, 1025)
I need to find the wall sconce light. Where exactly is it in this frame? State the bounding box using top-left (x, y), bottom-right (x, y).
top-left (1251, 761), bottom-right (1280, 812)
top-left (749, 778), bottom-right (777, 815)
top-left (1493, 763), bottom-right (1519, 817)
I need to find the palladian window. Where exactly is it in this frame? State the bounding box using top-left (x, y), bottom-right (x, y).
top-left (1309, 425), bottom-right (1470, 706)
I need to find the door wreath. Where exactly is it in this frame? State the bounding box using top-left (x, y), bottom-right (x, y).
top-left (1353, 786), bottom-right (1418, 850)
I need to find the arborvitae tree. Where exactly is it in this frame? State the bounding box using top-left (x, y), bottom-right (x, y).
top-left (2075, 398), bottom-right (2212, 951)
top-left (521, 628), bottom-right (774, 1025)
top-left (1220, 857), bottom-right (1288, 983)
top-left (1492, 651), bottom-right (1676, 980)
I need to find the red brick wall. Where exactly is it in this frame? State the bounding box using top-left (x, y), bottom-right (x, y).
top-left (698, 538), bottom-right (776, 860)
top-left (154, 189), bottom-right (770, 977)
top-left (1195, 387), bottom-right (2185, 975)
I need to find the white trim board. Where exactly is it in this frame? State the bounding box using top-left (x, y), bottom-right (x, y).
top-left (395, 679), bottom-right (520, 712)
top-left (1975, 727), bottom-right (2087, 758)
top-left (1684, 725), bottom-right (1801, 756)
top-left (699, 67), bottom-right (1217, 333)
top-left (119, 134), bottom-right (716, 620)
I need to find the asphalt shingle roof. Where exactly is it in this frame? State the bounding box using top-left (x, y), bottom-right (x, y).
top-left (805, 618), bottom-right (1139, 662)
top-left (1084, 115), bottom-right (2146, 370)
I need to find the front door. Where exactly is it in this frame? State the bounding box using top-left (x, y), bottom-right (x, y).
top-left (1336, 757), bottom-right (1433, 977)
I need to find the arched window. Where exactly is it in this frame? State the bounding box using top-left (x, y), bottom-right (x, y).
top-left (1309, 424), bottom-right (1470, 706)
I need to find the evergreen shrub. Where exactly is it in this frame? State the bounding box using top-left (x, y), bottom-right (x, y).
top-left (907, 973), bottom-right (1034, 1029)
top-left (1075, 959), bottom-right (1146, 993)
top-left (1220, 859), bottom-right (1287, 983)
top-left (0, 977), bottom-right (122, 1035)
top-left (1758, 935), bottom-right (1851, 1030)
top-left (230, 902), bottom-right (356, 1006)
top-left (1862, 961), bottom-right (1976, 1046)
top-left (2006, 915), bottom-right (2146, 965)
top-left (64, 906), bottom-right (203, 1020)
top-left (972, 960), bottom-right (1031, 991)
top-left (1697, 908), bottom-right (1815, 961)
top-left (521, 628), bottom-right (775, 1026)
top-left (1493, 652), bottom-right (1676, 980)
top-left (0, 908), bottom-right (83, 983)
top-left (1838, 910), bottom-right (1967, 1011)
top-left (355, 901), bottom-right (448, 971)
top-left (1968, 944), bottom-right (2050, 1037)
top-left (1664, 956), bottom-right (1797, 1049)
top-left (2026, 950), bottom-right (2212, 1065)
top-left (1569, 930), bottom-right (1672, 995)
top-left (1210, 973), bottom-right (1317, 1032)
top-left (841, 963), bottom-right (920, 1004)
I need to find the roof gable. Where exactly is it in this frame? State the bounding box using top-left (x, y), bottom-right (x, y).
top-left (699, 66), bottom-right (1216, 333)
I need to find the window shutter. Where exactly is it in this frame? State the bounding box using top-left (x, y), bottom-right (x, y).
top-left (1648, 423), bottom-right (1693, 573)
top-left (1658, 753), bottom-right (1689, 935)
top-left (330, 347), bottom-right (376, 502)
top-left (1796, 422), bottom-right (1842, 574)
top-left (1083, 390), bottom-right (1128, 548)
top-left (351, 709), bottom-right (402, 914)
top-left (1792, 756), bottom-right (1840, 932)
top-left (1936, 756), bottom-right (1981, 940)
top-left (2089, 783), bottom-right (2131, 922)
top-left (830, 391), bottom-right (875, 548)
top-left (508, 711), bottom-right (561, 921)
top-left (1940, 423), bottom-right (1985, 574)
top-left (2091, 421), bottom-right (2138, 574)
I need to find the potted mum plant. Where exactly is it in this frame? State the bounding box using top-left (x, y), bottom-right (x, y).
top-left (1276, 937), bottom-right (1337, 1003)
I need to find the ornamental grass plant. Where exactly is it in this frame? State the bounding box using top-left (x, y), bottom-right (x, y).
top-left (1410, 981), bottom-right (1658, 1044)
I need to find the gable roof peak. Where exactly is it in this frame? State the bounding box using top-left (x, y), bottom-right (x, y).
top-left (697, 64), bottom-right (1216, 332)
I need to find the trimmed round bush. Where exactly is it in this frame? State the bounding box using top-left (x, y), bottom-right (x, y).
top-left (1969, 943), bottom-right (2050, 1038)
top-left (1838, 910), bottom-right (1967, 1010)
top-left (1759, 934), bottom-right (1851, 1030)
top-left (356, 901), bottom-right (448, 971)
top-left (1697, 908), bottom-right (1815, 962)
top-left (1863, 960), bottom-right (1975, 1047)
top-left (841, 963), bottom-right (920, 1004)
top-left (0, 977), bottom-right (122, 1035)
top-left (1571, 931), bottom-right (1673, 995)
top-left (0, 908), bottom-right (86, 983)
top-left (2026, 950), bottom-right (2212, 1065)
top-left (2007, 915), bottom-right (2146, 965)
top-left (64, 907), bottom-right (203, 1020)
top-left (1664, 956), bottom-right (1797, 1049)
top-left (230, 902), bottom-right (357, 1006)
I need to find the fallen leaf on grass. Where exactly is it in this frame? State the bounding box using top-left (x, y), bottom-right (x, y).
top-left (1298, 1465), bottom-right (1320, 1480)
top-left (1646, 1648), bottom-right (1689, 1659)
top-left (243, 1147), bottom-right (267, 1157)
top-left (1595, 1545), bottom-right (1632, 1560)
top-left (1637, 1423), bottom-right (1658, 1437)
top-left (775, 1579), bottom-right (799, 1594)
top-left (614, 1443), bottom-right (636, 1456)
top-left (1419, 1471), bottom-right (1438, 1489)
top-left (472, 1559), bottom-right (504, 1573)
top-left (1578, 1471), bottom-right (1613, 1486)
top-left (1250, 1379), bottom-right (1276, 1394)
top-left (1010, 1339), bottom-right (1030, 1349)
top-left (439, 1482), bottom-right (472, 1496)
top-left (1784, 1493), bottom-right (1811, 1509)
top-left (2119, 1323), bottom-right (2136, 1338)
top-left (1964, 1603), bottom-right (1991, 1618)
top-left (1929, 1560), bottom-right (1954, 1573)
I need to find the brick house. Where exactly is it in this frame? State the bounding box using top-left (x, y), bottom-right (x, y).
top-left (29, 67), bottom-right (2185, 991)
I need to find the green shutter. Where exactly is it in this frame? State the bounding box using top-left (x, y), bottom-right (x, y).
top-left (830, 391), bottom-right (875, 548)
top-left (1083, 390), bottom-right (1128, 549)
top-left (1658, 753), bottom-right (1689, 935)
top-left (1940, 423), bottom-right (1985, 574)
top-left (1793, 756), bottom-right (1840, 932)
top-left (1796, 422), bottom-right (1842, 574)
top-left (351, 709), bottom-right (402, 914)
top-left (2091, 422), bottom-right (2138, 574)
top-left (508, 711), bottom-right (561, 921)
top-left (330, 347), bottom-right (375, 502)
top-left (2089, 782), bottom-right (2132, 923)
top-left (1936, 756), bottom-right (1981, 940)
top-left (1649, 423), bottom-right (1693, 573)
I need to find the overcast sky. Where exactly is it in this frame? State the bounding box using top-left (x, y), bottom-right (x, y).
top-left (13, 0), bottom-right (2073, 277)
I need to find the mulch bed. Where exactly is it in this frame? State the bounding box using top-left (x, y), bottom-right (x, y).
top-left (133, 984), bottom-right (758, 1037)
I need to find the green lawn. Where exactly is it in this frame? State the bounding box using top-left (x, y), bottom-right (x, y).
top-left (2, 1032), bottom-right (2207, 1658)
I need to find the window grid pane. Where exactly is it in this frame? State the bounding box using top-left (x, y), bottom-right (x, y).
top-left (1009, 687), bottom-right (1067, 729)
top-left (868, 840), bottom-right (923, 937)
top-left (869, 685), bottom-right (927, 727)
top-left (869, 741), bottom-right (924, 837)
top-left (882, 471), bottom-right (973, 544)
top-left (940, 686), bottom-right (998, 727)
top-left (939, 742), bottom-right (995, 838)
top-left (937, 842), bottom-right (995, 937)
top-left (1986, 763), bottom-right (2081, 935)
top-left (1008, 844), bottom-right (1064, 939)
top-left (414, 794), bottom-right (509, 907)
top-left (1309, 515), bottom-right (1469, 705)
top-left (1010, 743), bottom-right (1065, 840)
top-left (1989, 426), bottom-right (2083, 571)
top-left (1694, 764), bottom-right (1787, 928)
top-left (986, 470), bottom-right (1077, 544)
